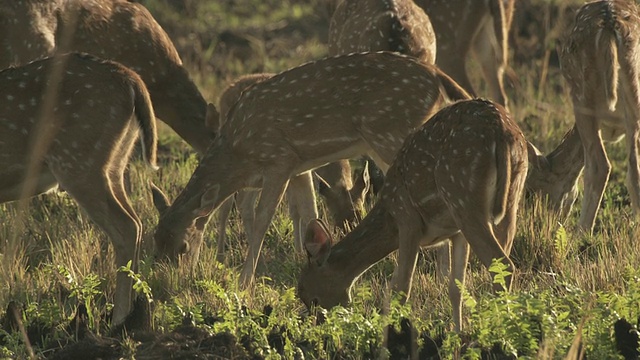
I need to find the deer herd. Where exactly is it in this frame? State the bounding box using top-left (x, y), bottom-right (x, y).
top-left (1, 0), bottom-right (639, 338)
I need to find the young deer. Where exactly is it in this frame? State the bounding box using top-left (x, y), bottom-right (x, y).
top-left (415, 0), bottom-right (515, 108)
top-left (152, 52), bottom-right (470, 286)
top-left (556, 0), bottom-right (640, 233)
top-left (0, 0), bottom-right (212, 152)
top-left (297, 99), bottom-right (528, 333)
top-left (0, 53), bottom-right (158, 327)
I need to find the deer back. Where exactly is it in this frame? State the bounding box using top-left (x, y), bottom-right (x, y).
top-left (0, 53), bottom-right (157, 182)
top-left (329, 0), bottom-right (436, 64)
top-left (220, 52), bottom-right (459, 170)
top-left (0, 0), bottom-right (61, 68)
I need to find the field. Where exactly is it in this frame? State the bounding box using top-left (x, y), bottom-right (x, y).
top-left (1, 0), bottom-right (639, 359)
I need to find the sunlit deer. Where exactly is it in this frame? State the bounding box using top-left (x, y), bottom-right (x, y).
top-left (297, 99), bottom-right (528, 333)
top-left (325, 0), bottom-right (436, 228)
top-left (328, 0), bottom-right (465, 282)
top-left (152, 52), bottom-right (471, 286)
top-left (542, 0), bottom-right (640, 234)
top-left (0, 0), bottom-right (212, 152)
top-left (415, 0), bottom-right (515, 108)
top-left (0, 53), bottom-right (158, 327)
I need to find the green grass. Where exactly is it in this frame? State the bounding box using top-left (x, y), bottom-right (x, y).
top-left (1, 0), bottom-right (639, 358)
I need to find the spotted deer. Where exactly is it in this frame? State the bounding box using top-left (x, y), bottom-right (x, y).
top-left (212, 74), bottom-right (317, 260)
top-left (551, 0), bottom-right (640, 233)
top-left (0, 53), bottom-right (158, 327)
top-left (211, 74), bottom-right (371, 263)
top-left (297, 99), bottom-right (528, 333)
top-left (0, 0), bottom-right (212, 152)
top-left (0, 0), bottom-right (60, 68)
top-left (415, 0), bottom-right (515, 108)
top-left (329, 0), bottom-right (436, 64)
top-left (152, 52), bottom-right (471, 286)
top-left (325, 0), bottom-right (436, 227)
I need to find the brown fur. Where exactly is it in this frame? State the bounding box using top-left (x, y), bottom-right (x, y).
top-left (0, 53), bottom-right (158, 327)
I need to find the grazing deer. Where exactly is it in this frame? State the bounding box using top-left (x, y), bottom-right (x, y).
top-left (212, 74), bottom-right (372, 263)
top-left (297, 99), bottom-right (528, 333)
top-left (0, 53), bottom-right (158, 327)
top-left (152, 52), bottom-right (470, 286)
top-left (526, 126), bottom-right (584, 220)
top-left (554, 0), bottom-right (640, 233)
top-left (211, 73), bottom-right (315, 260)
top-left (325, 0), bottom-right (436, 229)
top-left (415, 0), bottom-right (515, 108)
top-left (0, 0), bottom-right (212, 153)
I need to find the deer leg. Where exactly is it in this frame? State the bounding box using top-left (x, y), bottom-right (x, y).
top-left (238, 175), bottom-right (290, 287)
top-left (624, 116), bottom-right (640, 216)
top-left (386, 213), bottom-right (422, 313)
top-left (448, 233), bottom-right (470, 333)
top-left (54, 167), bottom-right (141, 327)
top-left (471, 18), bottom-right (508, 108)
top-left (434, 243), bottom-right (451, 282)
top-left (287, 171), bottom-right (318, 253)
top-left (215, 198), bottom-right (234, 264)
top-left (236, 189), bottom-right (259, 249)
top-left (621, 66), bottom-right (640, 217)
top-left (574, 102), bottom-right (610, 234)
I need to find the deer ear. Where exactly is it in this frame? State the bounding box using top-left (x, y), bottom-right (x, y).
top-left (151, 182), bottom-right (170, 215)
top-left (350, 161), bottom-right (371, 203)
top-left (526, 141), bottom-right (551, 172)
top-left (304, 219), bottom-right (333, 265)
top-left (196, 184), bottom-right (219, 218)
top-left (205, 103), bottom-right (221, 133)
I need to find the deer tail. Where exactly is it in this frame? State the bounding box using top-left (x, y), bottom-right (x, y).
top-left (492, 126), bottom-right (512, 224)
top-left (435, 69), bottom-right (472, 102)
top-left (132, 76), bottom-right (159, 170)
top-left (596, 14), bottom-right (619, 112)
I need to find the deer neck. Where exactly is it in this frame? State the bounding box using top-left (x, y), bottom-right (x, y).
top-left (164, 144), bottom-right (249, 223)
top-left (546, 125), bottom-right (584, 181)
top-left (146, 65), bottom-right (211, 154)
top-left (325, 203), bottom-right (399, 285)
